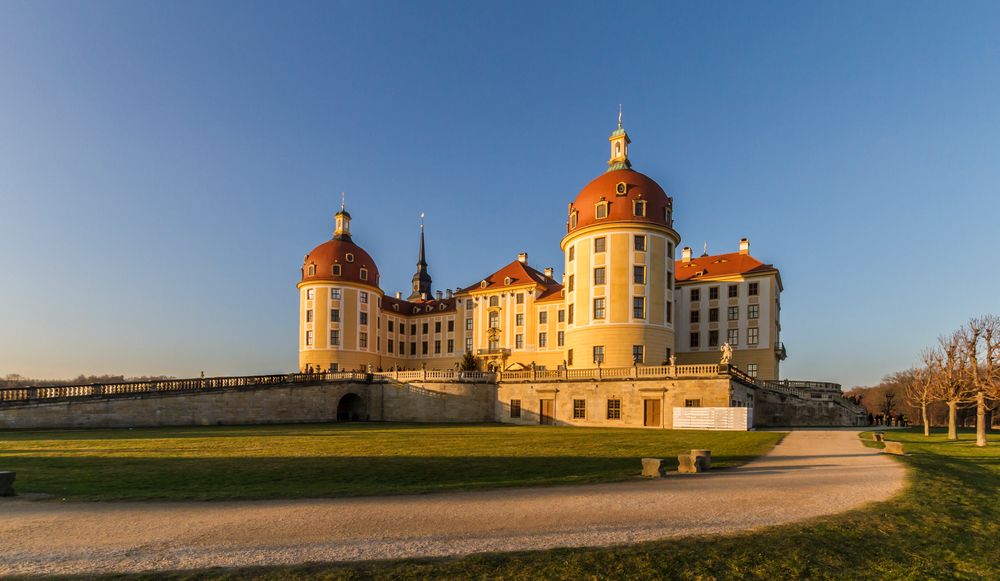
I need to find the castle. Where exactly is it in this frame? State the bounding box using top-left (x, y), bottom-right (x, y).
top-left (298, 119), bottom-right (786, 380)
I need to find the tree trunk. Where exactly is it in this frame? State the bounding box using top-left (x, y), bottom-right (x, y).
top-left (948, 401), bottom-right (958, 440)
top-left (922, 402), bottom-right (930, 437)
top-left (976, 392), bottom-right (987, 447)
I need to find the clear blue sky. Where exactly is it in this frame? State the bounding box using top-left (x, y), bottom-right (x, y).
top-left (2, 1), bottom-right (998, 386)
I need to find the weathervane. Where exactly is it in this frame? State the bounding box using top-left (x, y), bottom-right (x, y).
top-left (340, 191), bottom-right (345, 211)
top-left (618, 104), bottom-right (623, 128)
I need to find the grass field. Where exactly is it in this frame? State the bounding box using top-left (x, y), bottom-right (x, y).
top-left (123, 429), bottom-right (1000, 580)
top-left (0, 422), bottom-right (783, 501)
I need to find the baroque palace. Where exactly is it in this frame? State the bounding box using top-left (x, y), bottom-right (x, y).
top-left (298, 119), bottom-right (786, 380)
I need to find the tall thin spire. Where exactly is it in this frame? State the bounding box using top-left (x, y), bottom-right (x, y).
top-left (417, 212), bottom-right (427, 267)
top-left (618, 104), bottom-right (622, 129)
top-left (409, 212), bottom-right (432, 300)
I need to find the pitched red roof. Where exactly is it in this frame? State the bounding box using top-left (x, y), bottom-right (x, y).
top-left (674, 252), bottom-right (778, 283)
top-left (381, 295), bottom-right (457, 316)
top-left (535, 285), bottom-right (565, 303)
top-left (459, 260), bottom-right (559, 293)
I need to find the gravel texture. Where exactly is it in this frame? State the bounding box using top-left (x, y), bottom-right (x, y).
top-left (0, 429), bottom-right (905, 576)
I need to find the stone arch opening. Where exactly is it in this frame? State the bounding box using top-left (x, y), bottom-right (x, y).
top-left (337, 393), bottom-right (366, 421)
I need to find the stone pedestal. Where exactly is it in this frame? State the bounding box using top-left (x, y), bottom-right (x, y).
top-left (883, 441), bottom-right (905, 455)
top-left (0, 472), bottom-right (15, 496)
top-left (690, 449), bottom-right (712, 470)
top-left (677, 454), bottom-right (706, 474)
top-left (872, 432), bottom-right (885, 442)
top-left (641, 458), bottom-right (666, 478)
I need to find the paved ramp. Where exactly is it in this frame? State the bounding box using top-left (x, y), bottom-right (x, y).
top-left (0, 429), bottom-right (905, 576)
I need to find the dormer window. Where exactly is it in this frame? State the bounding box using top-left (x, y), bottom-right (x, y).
top-left (569, 210), bottom-right (578, 229)
top-left (595, 201), bottom-right (609, 219)
top-left (332, 264), bottom-right (341, 276)
top-left (633, 200), bottom-right (646, 217)
top-left (481, 280), bottom-right (488, 289)
top-left (615, 182), bottom-right (627, 196)
top-left (413, 307), bottom-right (420, 314)
top-left (504, 276), bottom-right (512, 286)
top-left (307, 265), bottom-right (316, 276)
top-left (360, 268), bottom-right (368, 281)
top-left (393, 304), bottom-right (399, 312)
top-left (345, 253), bottom-right (354, 263)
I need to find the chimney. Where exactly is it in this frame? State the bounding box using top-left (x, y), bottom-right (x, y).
top-left (446, 288), bottom-right (453, 299)
top-left (544, 267), bottom-right (554, 279)
top-left (739, 238), bottom-right (750, 255)
top-left (517, 252), bottom-right (528, 264)
top-left (681, 246), bottom-right (692, 263)
top-left (435, 290), bottom-right (443, 300)
top-left (395, 291), bottom-right (402, 299)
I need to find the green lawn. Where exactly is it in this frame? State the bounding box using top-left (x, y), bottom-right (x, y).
top-left (0, 422), bottom-right (783, 501)
top-left (110, 429), bottom-right (999, 580)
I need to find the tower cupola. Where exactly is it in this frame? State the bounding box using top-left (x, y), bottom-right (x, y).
top-left (607, 106), bottom-right (631, 171)
top-left (333, 192), bottom-right (352, 241)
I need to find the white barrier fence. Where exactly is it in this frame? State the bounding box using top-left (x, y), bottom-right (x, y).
top-left (673, 407), bottom-right (753, 431)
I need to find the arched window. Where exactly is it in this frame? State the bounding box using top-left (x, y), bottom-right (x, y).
top-left (569, 211), bottom-right (578, 229)
top-left (360, 268), bottom-right (368, 281)
top-left (595, 201), bottom-right (608, 219)
top-left (307, 265), bottom-right (316, 276)
top-left (633, 200), bottom-right (646, 217)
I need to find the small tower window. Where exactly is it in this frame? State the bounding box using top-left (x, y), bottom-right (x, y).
top-left (633, 200), bottom-right (646, 217)
top-left (307, 265), bottom-right (316, 276)
top-left (332, 264), bottom-right (341, 276)
top-left (360, 268), bottom-right (368, 281)
top-left (345, 253), bottom-right (354, 263)
top-left (569, 210), bottom-right (578, 229)
top-left (595, 201), bottom-right (609, 219)
top-left (306, 288), bottom-right (314, 300)
top-left (615, 182), bottom-right (627, 196)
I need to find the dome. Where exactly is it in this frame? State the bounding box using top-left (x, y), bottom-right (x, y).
top-left (568, 168), bottom-right (673, 233)
top-left (301, 238), bottom-right (380, 288)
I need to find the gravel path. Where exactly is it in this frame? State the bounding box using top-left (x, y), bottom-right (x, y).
top-left (0, 429), bottom-right (905, 576)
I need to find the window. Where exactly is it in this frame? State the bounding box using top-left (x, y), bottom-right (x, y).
top-left (607, 398), bottom-right (621, 420)
top-left (633, 200), bottom-right (646, 217)
top-left (568, 274), bottom-right (575, 292)
top-left (539, 332), bottom-right (547, 347)
top-left (516, 293), bottom-right (524, 304)
top-left (510, 399), bottom-right (522, 418)
top-left (748, 363), bottom-right (758, 378)
top-left (728, 306), bottom-right (739, 321)
top-left (360, 268), bottom-right (368, 281)
top-left (558, 309), bottom-right (565, 323)
top-left (690, 332), bottom-right (700, 348)
top-left (422, 322), bottom-right (429, 334)
top-left (489, 311), bottom-right (499, 329)
top-left (434, 340), bottom-right (441, 354)
top-left (466, 318), bottom-right (473, 331)
top-left (515, 334), bottom-right (524, 349)
top-left (573, 399), bottom-right (586, 419)
top-left (634, 235), bottom-right (646, 251)
top-left (728, 285), bottom-right (738, 298)
top-left (466, 299), bottom-right (474, 309)
top-left (748, 327), bottom-right (759, 346)
top-left (594, 267), bottom-right (606, 285)
top-left (387, 339), bottom-right (393, 353)
top-left (593, 345), bottom-right (605, 364)
top-left (690, 310), bottom-right (700, 323)
top-left (595, 201), bottom-right (608, 219)
top-left (668, 242), bottom-right (674, 257)
top-left (631, 265), bottom-right (645, 284)
top-left (377, 317), bottom-right (381, 329)
top-left (690, 288), bottom-right (700, 302)
top-left (749, 282), bottom-right (759, 296)
top-left (594, 237), bottom-right (606, 253)
top-left (593, 298), bottom-right (606, 319)
top-left (448, 320), bottom-right (454, 332)
top-left (489, 296), bottom-right (499, 307)
top-left (330, 309), bottom-right (340, 322)
top-left (306, 288), bottom-right (315, 300)
top-left (633, 296), bottom-right (645, 319)
top-left (632, 344), bottom-right (644, 363)
top-left (359, 332), bottom-right (368, 349)
top-left (516, 313), bottom-right (524, 326)
top-left (329, 330), bottom-right (339, 346)
top-left (568, 245), bottom-right (575, 261)
top-left (359, 312), bottom-right (368, 325)
top-left (569, 211), bottom-right (578, 229)
top-left (360, 291), bottom-right (368, 304)
top-left (306, 309), bottom-right (313, 322)
top-left (557, 330), bottom-right (565, 347)
top-left (410, 342), bottom-right (416, 356)
top-left (667, 300), bottom-right (673, 323)
top-left (685, 399), bottom-right (702, 408)
top-left (388, 320), bottom-right (394, 332)
top-left (727, 328), bottom-right (739, 345)
top-left (332, 264), bottom-right (341, 276)
top-left (422, 341), bottom-right (429, 355)
top-left (447, 339), bottom-right (454, 353)
top-left (709, 307), bottom-right (719, 322)
top-left (307, 265), bottom-right (316, 276)
top-left (667, 272), bottom-right (673, 290)
top-left (410, 324), bottom-right (417, 335)
top-left (709, 330), bottom-right (719, 347)
top-left (568, 304), bottom-right (574, 324)
top-left (465, 337), bottom-right (473, 352)
top-left (435, 321), bottom-right (442, 333)
top-left (539, 311), bottom-right (548, 324)
top-left (331, 288), bottom-right (341, 300)
top-left (709, 287), bottom-right (719, 300)
top-left (305, 330), bottom-right (313, 346)
top-left (748, 304), bottom-right (759, 319)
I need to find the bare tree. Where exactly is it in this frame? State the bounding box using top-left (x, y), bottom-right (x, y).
top-left (963, 315), bottom-right (1000, 447)
top-left (905, 361), bottom-right (937, 437)
top-left (931, 331), bottom-right (975, 440)
top-left (881, 391), bottom-right (896, 418)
